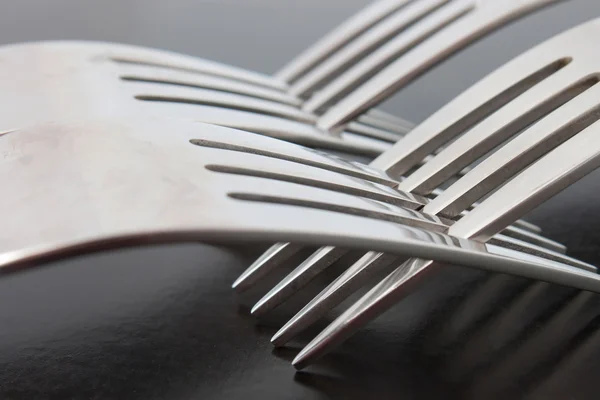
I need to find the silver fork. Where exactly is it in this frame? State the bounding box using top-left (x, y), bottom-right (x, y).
top-left (3, 115), bottom-right (598, 373)
top-left (0, 40), bottom-right (545, 237)
top-left (0, 47), bottom-right (553, 267)
top-left (0, 117), bottom-right (597, 297)
top-left (232, 14), bottom-right (593, 300)
top-left (231, 17), bottom-right (600, 364)
top-left (0, 94), bottom-right (598, 375)
top-left (107, 0), bottom-right (565, 152)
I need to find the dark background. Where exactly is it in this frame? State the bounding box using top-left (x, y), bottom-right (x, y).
top-left (2, 1), bottom-right (600, 398)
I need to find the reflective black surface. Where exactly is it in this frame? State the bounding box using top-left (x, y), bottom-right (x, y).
top-left (2, 1), bottom-right (600, 398)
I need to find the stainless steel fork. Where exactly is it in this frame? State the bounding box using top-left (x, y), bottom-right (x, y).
top-left (0, 39), bottom-right (546, 238)
top-left (0, 51), bottom-right (598, 373)
top-left (105, 0), bottom-right (565, 154)
top-left (232, 18), bottom-right (600, 367)
top-left (0, 117), bottom-right (598, 373)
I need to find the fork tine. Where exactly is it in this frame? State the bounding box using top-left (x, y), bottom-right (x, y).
top-left (110, 47), bottom-right (286, 91)
top-left (126, 83), bottom-right (317, 124)
top-left (315, 0), bottom-right (565, 130)
top-left (232, 242), bottom-right (304, 291)
top-left (204, 157), bottom-right (424, 209)
top-left (398, 68), bottom-right (593, 195)
top-left (119, 55), bottom-right (412, 144)
top-left (292, 248), bottom-right (600, 369)
top-left (251, 246), bottom-right (348, 316)
top-left (369, 57), bottom-right (572, 177)
top-left (140, 102), bottom-right (389, 156)
top-left (448, 121), bottom-right (600, 242)
top-left (276, 0), bottom-right (414, 83)
top-left (423, 83), bottom-right (600, 217)
top-left (494, 225), bottom-right (565, 254)
top-left (118, 64), bottom-right (301, 106)
top-left (271, 251), bottom-right (398, 346)
top-left (487, 234), bottom-right (591, 271)
top-left (289, 0), bottom-right (450, 98)
top-left (272, 231), bottom-right (590, 346)
top-left (306, 0), bottom-right (475, 114)
top-left (189, 134), bottom-right (399, 187)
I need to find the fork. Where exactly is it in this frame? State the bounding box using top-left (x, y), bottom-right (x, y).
top-left (106, 0), bottom-right (565, 154)
top-left (0, 39), bottom-right (546, 239)
top-left (0, 54), bottom-right (598, 370)
top-left (232, 13), bottom-right (593, 301)
top-left (1, 115), bottom-right (599, 375)
top-left (230, 17), bottom-right (600, 364)
top-left (0, 117), bottom-right (597, 292)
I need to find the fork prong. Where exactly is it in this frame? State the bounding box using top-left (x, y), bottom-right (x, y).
top-left (276, 0), bottom-right (414, 83)
top-left (369, 58), bottom-right (571, 177)
top-left (274, 227), bottom-right (590, 346)
top-left (271, 251), bottom-right (399, 346)
top-left (399, 66), bottom-right (583, 195)
top-left (273, 231), bottom-right (593, 346)
top-left (140, 102), bottom-right (389, 157)
top-left (118, 64), bottom-right (301, 106)
top-left (489, 234), bottom-right (594, 272)
top-left (448, 116), bottom-right (600, 242)
top-left (499, 226), bottom-right (566, 254)
top-left (127, 82), bottom-right (316, 124)
top-left (423, 83), bottom-right (600, 217)
top-left (293, 250), bottom-right (600, 369)
top-left (292, 257), bottom-right (435, 369)
top-left (289, 0), bottom-right (450, 98)
top-left (111, 45), bottom-right (286, 91)
top-left (251, 246), bottom-right (348, 316)
top-left (306, 0), bottom-right (474, 115)
top-left (315, 0), bottom-right (564, 130)
top-left (232, 242), bottom-right (303, 292)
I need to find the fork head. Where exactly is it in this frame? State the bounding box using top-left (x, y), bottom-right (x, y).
top-left (0, 116), bottom-right (577, 282)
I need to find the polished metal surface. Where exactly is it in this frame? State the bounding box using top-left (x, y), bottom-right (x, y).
top-left (239, 15), bottom-right (594, 299)
top-left (3, 1), bottom-right (600, 397)
top-left (0, 0), bottom-right (594, 375)
top-left (293, 121), bottom-right (600, 368)
top-left (50, 0), bottom-right (563, 156)
top-left (276, 0), bottom-right (415, 83)
top-left (237, 18), bottom-right (600, 367)
top-left (0, 118), bottom-right (591, 293)
top-left (315, 0), bottom-right (565, 131)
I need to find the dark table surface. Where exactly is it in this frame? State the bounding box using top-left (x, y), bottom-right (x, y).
top-left (2, 1), bottom-right (600, 399)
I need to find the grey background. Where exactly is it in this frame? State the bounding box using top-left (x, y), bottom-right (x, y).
top-left (3, 1), bottom-right (600, 399)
